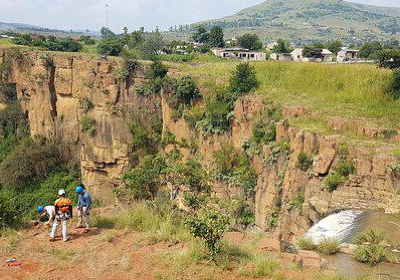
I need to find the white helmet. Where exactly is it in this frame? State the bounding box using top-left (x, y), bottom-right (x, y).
top-left (58, 189), bottom-right (66, 196)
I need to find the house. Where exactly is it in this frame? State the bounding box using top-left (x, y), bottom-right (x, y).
top-left (291, 48), bottom-right (309, 62)
top-left (270, 53), bottom-right (292, 61)
top-left (337, 49), bottom-right (359, 63)
top-left (290, 48), bottom-right (333, 62)
top-left (321, 49), bottom-right (333, 62)
top-left (211, 48), bottom-right (266, 61)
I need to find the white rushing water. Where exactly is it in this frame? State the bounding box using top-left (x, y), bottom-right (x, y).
top-left (305, 210), bottom-right (364, 244)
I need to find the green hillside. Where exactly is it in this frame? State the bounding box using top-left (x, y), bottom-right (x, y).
top-left (168, 0), bottom-right (400, 45)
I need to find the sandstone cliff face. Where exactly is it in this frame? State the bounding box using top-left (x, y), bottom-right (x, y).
top-left (0, 48), bottom-right (159, 204)
top-left (1, 48), bottom-right (399, 242)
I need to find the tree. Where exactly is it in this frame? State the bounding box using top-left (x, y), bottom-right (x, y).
top-left (191, 25), bottom-right (210, 44)
top-left (137, 31), bottom-right (165, 60)
top-left (359, 41), bottom-right (383, 59)
top-left (97, 37), bottom-right (124, 56)
top-left (303, 46), bottom-right (323, 58)
top-left (376, 49), bottom-right (400, 69)
top-left (100, 27), bottom-right (116, 38)
top-left (237, 33), bottom-right (263, 51)
top-left (326, 40), bottom-right (343, 54)
top-left (209, 26), bottom-right (224, 48)
top-left (185, 207), bottom-right (229, 257)
top-left (375, 49), bottom-right (400, 99)
top-left (273, 38), bottom-right (291, 53)
top-left (229, 63), bottom-right (259, 95)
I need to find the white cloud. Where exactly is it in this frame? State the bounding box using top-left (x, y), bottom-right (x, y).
top-left (0, 0), bottom-right (398, 32)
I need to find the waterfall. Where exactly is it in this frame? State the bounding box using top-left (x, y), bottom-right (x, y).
top-left (305, 210), bottom-right (364, 244)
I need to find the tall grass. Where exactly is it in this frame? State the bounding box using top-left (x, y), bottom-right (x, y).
top-left (170, 60), bottom-right (399, 130)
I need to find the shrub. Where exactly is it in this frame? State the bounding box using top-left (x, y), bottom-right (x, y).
top-left (335, 160), bottom-right (355, 177)
top-left (0, 101), bottom-right (30, 139)
top-left (292, 192), bottom-right (305, 213)
top-left (234, 200), bottom-right (255, 228)
top-left (0, 137), bottom-right (17, 163)
top-left (162, 130), bottom-right (177, 146)
top-left (297, 153), bottom-right (313, 171)
top-left (389, 68), bottom-right (400, 99)
top-left (123, 155), bottom-right (167, 199)
top-left (97, 37), bottom-right (124, 56)
top-left (185, 207), bottom-right (230, 257)
top-left (252, 120), bottom-right (276, 145)
top-left (129, 111), bottom-right (162, 156)
top-left (298, 238), bottom-right (317, 251)
top-left (213, 146), bottom-right (258, 196)
top-left (0, 188), bottom-right (19, 228)
top-left (197, 98), bottom-right (232, 135)
top-left (147, 61), bottom-right (168, 81)
top-left (79, 98), bottom-right (94, 113)
top-left (229, 62), bottom-right (259, 95)
top-left (354, 244), bottom-right (389, 266)
top-left (80, 116), bottom-right (96, 136)
top-left (168, 76), bottom-right (201, 121)
top-left (323, 173), bottom-right (344, 192)
top-left (316, 239), bottom-right (340, 255)
top-left (0, 139), bottom-right (65, 189)
top-left (353, 229), bottom-right (386, 245)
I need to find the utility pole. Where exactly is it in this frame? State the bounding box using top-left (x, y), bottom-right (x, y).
top-left (106, 4), bottom-right (109, 28)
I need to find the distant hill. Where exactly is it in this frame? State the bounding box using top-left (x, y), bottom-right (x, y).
top-left (0, 21), bottom-right (99, 38)
top-left (167, 0), bottom-right (400, 45)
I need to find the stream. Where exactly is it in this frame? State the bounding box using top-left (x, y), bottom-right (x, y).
top-left (305, 210), bottom-right (400, 279)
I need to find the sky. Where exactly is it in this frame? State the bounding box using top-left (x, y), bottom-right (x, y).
top-left (0, 0), bottom-right (400, 33)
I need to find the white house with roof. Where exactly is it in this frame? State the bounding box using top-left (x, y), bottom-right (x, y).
top-left (290, 48), bottom-right (333, 62)
top-left (337, 49), bottom-right (359, 63)
top-left (211, 47), bottom-right (266, 61)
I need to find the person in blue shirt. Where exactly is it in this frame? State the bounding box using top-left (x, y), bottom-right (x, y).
top-left (75, 185), bottom-right (91, 233)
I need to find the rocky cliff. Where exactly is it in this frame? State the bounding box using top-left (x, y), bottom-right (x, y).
top-left (0, 48), bottom-right (159, 204)
top-left (1, 48), bottom-right (399, 243)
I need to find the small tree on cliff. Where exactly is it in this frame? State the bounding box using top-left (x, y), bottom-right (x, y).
top-left (229, 62), bottom-right (259, 97)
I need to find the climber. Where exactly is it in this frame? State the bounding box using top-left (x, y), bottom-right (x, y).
top-left (50, 189), bottom-right (73, 242)
top-left (38, 205), bottom-right (55, 226)
top-left (76, 185), bottom-right (91, 233)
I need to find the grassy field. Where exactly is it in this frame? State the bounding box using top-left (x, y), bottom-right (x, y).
top-left (168, 60), bottom-right (398, 137)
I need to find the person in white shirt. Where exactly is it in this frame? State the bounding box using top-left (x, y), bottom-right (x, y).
top-left (38, 205), bottom-right (56, 226)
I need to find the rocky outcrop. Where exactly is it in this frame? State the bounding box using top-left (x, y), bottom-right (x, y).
top-left (0, 48), bottom-right (159, 204)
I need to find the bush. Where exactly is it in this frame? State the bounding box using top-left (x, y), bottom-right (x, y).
top-left (97, 37), bottom-right (124, 56)
top-left (316, 239), bottom-right (340, 255)
top-left (129, 111), bottom-right (162, 156)
top-left (185, 206), bottom-right (230, 257)
top-left (353, 229), bottom-right (386, 245)
top-left (123, 155), bottom-right (167, 199)
top-left (229, 63), bottom-right (259, 95)
top-left (213, 146), bottom-right (258, 196)
top-left (298, 238), bottom-right (317, 251)
top-left (197, 98), bottom-right (232, 135)
top-left (389, 68), bottom-right (400, 99)
top-left (0, 101), bottom-right (29, 139)
top-left (168, 76), bottom-right (201, 121)
top-left (335, 160), bottom-right (355, 177)
top-left (233, 200), bottom-right (255, 228)
top-left (323, 173), bottom-right (344, 192)
top-left (354, 244), bottom-right (389, 266)
top-left (0, 139), bottom-right (64, 189)
top-left (80, 116), bottom-right (96, 136)
top-left (297, 153), bottom-right (313, 171)
top-left (147, 61), bottom-right (168, 81)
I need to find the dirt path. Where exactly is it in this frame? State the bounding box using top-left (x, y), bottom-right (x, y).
top-left (0, 225), bottom-right (178, 280)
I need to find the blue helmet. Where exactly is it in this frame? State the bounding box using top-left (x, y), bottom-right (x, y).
top-left (38, 206), bottom-right (44, 213)
top-left (76, 186), bottom-right (84, 194)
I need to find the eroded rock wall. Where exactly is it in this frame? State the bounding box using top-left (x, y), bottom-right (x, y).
top-left (0, 48), bottom-right (159, 204)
